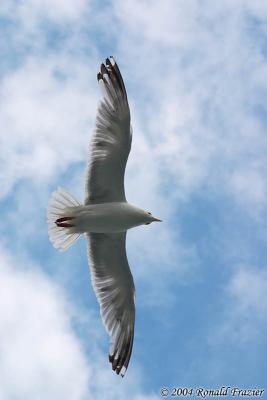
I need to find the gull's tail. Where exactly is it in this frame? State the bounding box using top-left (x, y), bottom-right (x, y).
top-left (47, 187), bottom-right (82, 251)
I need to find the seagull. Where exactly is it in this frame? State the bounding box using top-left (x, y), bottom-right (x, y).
top-left (47, 57), bottom-right (162, 377)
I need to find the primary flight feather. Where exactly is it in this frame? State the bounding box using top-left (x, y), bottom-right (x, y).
top-left (47, 57), bottom-right (161, 377)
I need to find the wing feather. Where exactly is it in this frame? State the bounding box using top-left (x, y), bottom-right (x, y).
top-left (85, 57), bottom-right (132, 204)
top-left (86, 232), bottom-right (135, 377)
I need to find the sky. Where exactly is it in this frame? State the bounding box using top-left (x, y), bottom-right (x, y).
top-left (0, 0), bottom-right (267, 399)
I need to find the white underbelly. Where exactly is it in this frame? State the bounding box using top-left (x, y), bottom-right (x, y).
top-left (72, 203), bottom-right (142, 233)
top-left (77, 214), bottom-right (131, 232)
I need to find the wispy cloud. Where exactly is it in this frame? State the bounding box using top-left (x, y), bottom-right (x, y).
top-left (0, 0), bottom-right (89, 26)
top-left (0, 56), bottom-right (97, 197)
top-left (217, 266), bottom-right (267, 345)
top-left (0, 245), bottom-right (90, 400)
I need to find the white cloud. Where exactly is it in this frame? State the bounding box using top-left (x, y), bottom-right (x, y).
top-left (112, 0), bottom-right (267, 51)
top-left (0, 246), bottom-right (91, 400)
top-left (184, 265), bottom-right (267, 382)
top-left (113, 0), bottom-right (200, 47)
top-left (0, 55), bottom-right (98, 198)
top-left (1, 0), bottom-right (89, 24)
top-left (213, 267), bottom-right (267, 347)
top-left (228, 267), bottom-right (267, 315)
top-left (0, 0), bottom-right (91, 54)
top-left (228, 167), bottom-right (267, 218)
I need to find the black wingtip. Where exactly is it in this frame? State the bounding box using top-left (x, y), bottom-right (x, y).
top-left (101, 63), bottom-right (108, 75)
top-left (109, 56), bottom-right (116, 66)
top-left (106, 58), bottom-right (112, 69)
top-left (97, 72), bottom-right (102, 81)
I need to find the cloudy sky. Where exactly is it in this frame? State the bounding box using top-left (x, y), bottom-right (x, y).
top-left (1, 1), bottom-right (267, 399)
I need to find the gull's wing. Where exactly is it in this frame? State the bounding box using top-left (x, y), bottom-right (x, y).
top-left (85, 57), bottom-right (132, 204)
top-left (86, 232), bottom-right (135, 377)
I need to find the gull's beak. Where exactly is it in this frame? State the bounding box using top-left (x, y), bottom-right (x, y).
top-left (153, 217), bottom-right (162, 222)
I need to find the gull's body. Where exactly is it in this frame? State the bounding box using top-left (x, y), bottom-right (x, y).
top-left (62, 202), bottom-right (157, 233)
top-left (47, 57), bottom-right (161, 377)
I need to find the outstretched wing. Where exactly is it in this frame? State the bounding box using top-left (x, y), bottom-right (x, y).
top-left (85, 57), bottom-right (132, 204)
top-left (86, 232), bottom-right (135, 377)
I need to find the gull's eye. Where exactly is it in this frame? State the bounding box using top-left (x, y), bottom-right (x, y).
top-left (147, 212), bottom-right (151, 215)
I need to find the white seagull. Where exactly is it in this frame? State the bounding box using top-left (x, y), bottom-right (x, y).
top-left (47, 57), bottom-right (162, 377)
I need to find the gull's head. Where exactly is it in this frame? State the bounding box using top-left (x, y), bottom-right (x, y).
top-left (144, 211), bottom-right (162, 225)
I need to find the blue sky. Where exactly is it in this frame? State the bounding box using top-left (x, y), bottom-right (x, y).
top-left (1, 1), bottom-right (267, 399)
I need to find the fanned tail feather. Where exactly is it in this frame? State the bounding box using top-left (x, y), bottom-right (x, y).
top-left (47, 187), bottom-right (82, 251)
